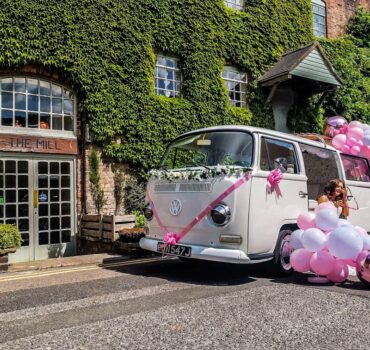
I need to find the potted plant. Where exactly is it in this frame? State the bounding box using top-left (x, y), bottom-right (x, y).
top-left (0, 224), bottom-right (22, 272)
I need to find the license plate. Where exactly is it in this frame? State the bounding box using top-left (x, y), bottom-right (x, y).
top-left (157, 242), bottom-right (192, 257)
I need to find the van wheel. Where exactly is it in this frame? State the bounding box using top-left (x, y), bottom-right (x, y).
top-left (270, 229), bottom-right (293, 276)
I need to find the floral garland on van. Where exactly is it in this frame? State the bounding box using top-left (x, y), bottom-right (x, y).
top-left (148, 165), bottom-right (252, 182)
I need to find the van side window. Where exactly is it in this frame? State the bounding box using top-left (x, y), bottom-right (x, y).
top-left (299, 143), bottom-right (340, 200)
top-left (260, 137), bottom-right (299, 174)
top-left (341, 154), bottom-right (370, 182)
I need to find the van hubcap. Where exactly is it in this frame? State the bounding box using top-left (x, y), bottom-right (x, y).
top-left (280, 235), bottom-right (292, 271)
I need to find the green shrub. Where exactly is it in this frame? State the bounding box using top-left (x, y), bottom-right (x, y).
top-left (124, 176), bottom-right (146, 214)
top-left (133, 210), bottom-right (145, 228)
top-left (0, 224), bottom-right (22, 252)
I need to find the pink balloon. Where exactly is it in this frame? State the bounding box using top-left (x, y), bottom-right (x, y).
top-left (310, 251), bottom-right (336, 275)
top-left (347, 127), bottom-right (364, 141)
top-left (350, 145), bottom-right (361, 155)
top-left (332, 134), bottom-right (347, 149)
top-left (327, 260), bottom-right (349, 283)
top-left (361, 145), bottom-right (370, 159)
top-left (355, 226), bottom-right (367, 236)
top-left (348, 121), bottom-right (363, 130)
top-left (290, 249), bottom-right (313, 273)
top-left (356, 250), bottom-right (370, 267)
top-left (297, 212), bottom-right (316, 230)
top-left (346, 137), bottom-right (357, 147)
top-left (342, 258), bottom-right (357, 267)
top-left (341, 144), bottom-right (351, 154)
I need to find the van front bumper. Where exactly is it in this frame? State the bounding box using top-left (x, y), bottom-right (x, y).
top-left (139, 237), bottom-right (270, 264)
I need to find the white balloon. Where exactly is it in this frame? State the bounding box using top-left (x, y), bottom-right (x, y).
top-left (338, 219), bottom-right (352, 227)
top-left (301, 228), bottom-right (327, 252)
top-left (363, 234), bottom-right (370, 250)
top-left (315, 209), bottom-right (339, 232)
top-left (290, 229), bottom-right (304, 250)
top-left (328, 226), bottom-right (363, 259)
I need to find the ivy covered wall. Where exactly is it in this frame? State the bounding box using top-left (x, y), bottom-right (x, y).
top-left (0, 0), bottom-right (326, 174)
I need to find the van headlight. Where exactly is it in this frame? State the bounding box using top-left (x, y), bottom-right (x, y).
top-left (143, 203), bottom-right (153, 221)
top-left (210, 204), bottom-right (231, 226)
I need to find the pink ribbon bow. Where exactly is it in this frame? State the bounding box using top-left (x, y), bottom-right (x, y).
top-left (163, 232), bottom-right (178, 245)
top-left (266, 169), bottom-right (283, 197)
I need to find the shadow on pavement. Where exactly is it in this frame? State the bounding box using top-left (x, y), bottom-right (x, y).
top-left (101, 254), bottom-right (292, 287)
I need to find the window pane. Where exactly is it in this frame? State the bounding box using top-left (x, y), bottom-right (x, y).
top-left (40, 81), bottom-right (50, 96)
top-left (52, 84), bottom-right (62, 97)
top-left (2, 92), bottom-right (13, 109)
top-left (28, 113), bottom-right (38, 128)
top-left (1, 78), bottom-right (13, 91)
top-left (27, 79), bottom-right (38, 94)
top-left (52, 98), bottom-right (62, 113)
top-left (40, 114), bottom-right (51, 129)
top-left (5, 161), bottom-right (16, 173)
top-left (50, 231), bottom-right (60, 244)
top-left (64, 116), bottom-right (73, 131)
top-left (15, 111), bottom-right (26, 127)
top-left (63, 99), bottom-right (73, 115)
top-left (14, 78), bottom-right (26, 92)
top-left (52, 115), bottom-right (62, 130)
top-left (40, 96), bottom-right (51, 112)
top-left (2, 109), bottom-right (13, 126)
top-left (341, 155), bottom-right (370, 182)
top-left (28, 95), bottom-right (39, 111)
top-left (15, 93), bottom-right (26, 110)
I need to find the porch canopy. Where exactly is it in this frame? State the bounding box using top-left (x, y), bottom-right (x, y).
top-left (258, 41), bottom-right (342, 103)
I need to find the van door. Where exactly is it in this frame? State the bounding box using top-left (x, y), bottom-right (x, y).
top-left (340, 154), bottom-right (370, 232)
top-left (248, 136), bottom-right (308, 255)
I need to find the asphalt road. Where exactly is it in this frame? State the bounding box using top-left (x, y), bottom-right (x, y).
top-left (0, 257), bottom-right (369, 350)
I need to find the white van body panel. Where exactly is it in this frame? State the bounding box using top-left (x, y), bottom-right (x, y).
top-left (248, 171), bottom-right (308, 254)
top-left (345, 180), bottom-right (370, 232)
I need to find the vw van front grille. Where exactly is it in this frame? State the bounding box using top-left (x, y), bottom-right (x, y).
top-left (154, 183), bottom-right (177, 192)
top-left (154, 182), bottom-right (212, 192)
top-left (179, 183), bottom-right (211, 192)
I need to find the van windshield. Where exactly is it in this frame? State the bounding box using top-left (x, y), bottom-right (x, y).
top-left (162, 131), bottom-right (253, 170)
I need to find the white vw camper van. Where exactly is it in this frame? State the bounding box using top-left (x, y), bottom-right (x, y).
top-left (139, 126), bottom-right (370, 274)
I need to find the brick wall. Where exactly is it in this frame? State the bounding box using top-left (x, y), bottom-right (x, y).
top-left (84, 147), bottom-right (130, 216)
top-left (326, 0), bottom-right (370, 38)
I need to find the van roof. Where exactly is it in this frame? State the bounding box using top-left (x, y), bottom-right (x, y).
top-left (179, 125), bottom-right (338, 152)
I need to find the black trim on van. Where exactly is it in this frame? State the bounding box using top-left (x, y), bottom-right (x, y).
top-left (248, 253), bottom-right (274, 261)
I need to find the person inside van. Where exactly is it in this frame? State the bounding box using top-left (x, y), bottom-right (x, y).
top-left (318, 179), bottom-right (349, 219)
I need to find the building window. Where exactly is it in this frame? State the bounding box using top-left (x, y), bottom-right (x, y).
top-left (155, 55), bottom-right (181, 98)
top-left (312, 0), bottom-right (326, 37)
top-left (0, 77), bottom-right (75, 132)
top-left (222, 67), bottom-right (247, 108)
top-left (224, 0), bottom-right (244, 10)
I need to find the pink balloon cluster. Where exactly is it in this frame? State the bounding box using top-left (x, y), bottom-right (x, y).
top-left (331, 120), bottom-right (370, 158)
top-left (289, 202), bottom-right (370, 283)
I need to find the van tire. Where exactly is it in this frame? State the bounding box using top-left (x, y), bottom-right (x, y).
top-left (270, 229), bottom-right (293, 276)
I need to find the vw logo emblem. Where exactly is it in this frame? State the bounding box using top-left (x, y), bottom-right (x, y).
top-left (169, 199), bottom-right (182, 216)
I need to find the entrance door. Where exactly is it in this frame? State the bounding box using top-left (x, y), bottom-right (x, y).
top-left (0, 156), bottom-right (76, 263)
top-left (34, 159), bottom-right (75, 261)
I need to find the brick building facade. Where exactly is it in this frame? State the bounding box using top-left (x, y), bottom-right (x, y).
top-left (326, 0), bottom-right (370, 38)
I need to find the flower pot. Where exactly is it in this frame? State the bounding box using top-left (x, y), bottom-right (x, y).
top-left (0, 248), bottom-right (16, 273)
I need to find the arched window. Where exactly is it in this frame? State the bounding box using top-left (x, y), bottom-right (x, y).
top-left (0, 77), bottom-right (75, 133)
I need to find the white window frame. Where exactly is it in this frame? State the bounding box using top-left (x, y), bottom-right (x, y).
top-left (155, 55), bottom-right (181, 98)
top-left (224, 0), bottom-right (244, 11)
top-left (222, 66), bottom-right (248, 108)
top-left (0, 77), bottom-right (76, 137)
top-left (312, 0), bottom-right (327, 37)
